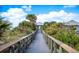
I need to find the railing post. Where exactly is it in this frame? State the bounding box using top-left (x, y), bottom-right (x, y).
top-left (53, 42), bottom-right (56, 53)
top-left (44, 34), bottom-right (48, 44)
top-left (22, 39), bottom-right (26, 53)
top-left (17, 41), bottom-right (21, 53)
top-left (20, 40), bottom-right (24, 53)
top-left (48, 39), bottom-right (51, 49)
top-left (50, 40), bottom-right (53, 52)
top-left (27, 36), bottom-right (30, 46)
top-left (46, 36), bottom-right (48, 45)
top-left (30, 34), bottom-right (32, 43)
top-left (26, 35), bottom-right (31, 48)
top-left (58, 46), bottom-right (62, 53)
top-left (22, 39), bottom-right (24, 52)
top-left (25, 37), bottom-right (28, 48)
top-left (9, 45), bottom-right (15, 53)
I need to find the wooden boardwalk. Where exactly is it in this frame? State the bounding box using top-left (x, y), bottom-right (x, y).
top-left (25, 30), bottom-right (50, 53)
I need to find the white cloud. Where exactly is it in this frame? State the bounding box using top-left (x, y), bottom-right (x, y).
top-left (0, 5), bottom-right (32, 28)
top-left (1, 5), bottom-right (79, 27)
top-left (37, 10), bottom-right (79, 24)
top-left (22, 5), bottom-right (32, 11)
top-left (64, 5), bottom-right (77, 8)
top-left (1, 8), bottom-right (27, 27)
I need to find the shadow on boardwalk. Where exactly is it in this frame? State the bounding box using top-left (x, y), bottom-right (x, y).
top-left (25, 29), bottom-right (50, 53)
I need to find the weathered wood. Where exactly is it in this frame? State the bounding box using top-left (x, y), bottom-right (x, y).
top-left (58, 46), bottom-right (62, 53)
top-left (25, 29), bottom-right (50, 53)
top-left (43, 31), bottom-right (78, 53)
top-left (51, 40), bottom-right (54, 52)
top-left (0, 31), bottom-right (35, 53)
top-left (53, 42), bottom-right (56, 53)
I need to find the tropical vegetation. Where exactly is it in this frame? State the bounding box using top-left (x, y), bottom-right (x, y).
top-left (42, 22), bottom-right (79, 51)
top-left (0, 14), bottom-right (37, 44)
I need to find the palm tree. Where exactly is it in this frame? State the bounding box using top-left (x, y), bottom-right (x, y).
top-left (0, 17), bottom-right (11, 38)
top-left (26, 14), bottom-right (37, 30)
top-left (26, 14), bottom-right (37, 23)
top-left (18, 21), bottom-right (31, 33)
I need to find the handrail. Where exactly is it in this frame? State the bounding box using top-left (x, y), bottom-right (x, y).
top-left (0, 31), bottom-right (36, 53)
top-left (43, 31), bottom-right (78, 53)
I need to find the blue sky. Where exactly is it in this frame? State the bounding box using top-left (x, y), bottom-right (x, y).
top-left (0, 5), bottom-right (79, 27)
top-left (1, 5), bottom-right (79, 14)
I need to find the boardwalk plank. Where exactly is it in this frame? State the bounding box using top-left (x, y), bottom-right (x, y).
top-left (25, 30), bottom-right (50, 53)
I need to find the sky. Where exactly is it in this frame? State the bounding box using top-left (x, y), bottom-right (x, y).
top-left (0, 5), bottom-right (79, 27)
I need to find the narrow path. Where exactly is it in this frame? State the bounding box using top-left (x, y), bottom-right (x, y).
top-left (25, 29), bottom-right (50, 53)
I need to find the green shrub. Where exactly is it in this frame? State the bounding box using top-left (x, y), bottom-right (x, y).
top-left (42, 22), bottom-right (79, 51)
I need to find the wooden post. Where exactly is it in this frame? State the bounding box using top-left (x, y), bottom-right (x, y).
top-left (17, 41), bottom-right (21, 53)
top-left (58, 46), bottom-right (62, 53)
top-left (9, 45), bottom-right (15, 53)
top-left (47, 36), bottom-right (48, 44)
top-left (53, 42), bottom-right (56, 53)
top-left (50, 40), bottom-right (53, 52)
top-left (49, 39), bottom-right (51, 49)
top-left (22, 39), bottom-right (26, 53)
top-left (25, 37), bottom-right (28, 48)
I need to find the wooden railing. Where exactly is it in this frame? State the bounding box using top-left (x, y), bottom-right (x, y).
top-left (0, 31), bottom-right (36, 53)
top-left (43, 31), bottom-right (78, 53)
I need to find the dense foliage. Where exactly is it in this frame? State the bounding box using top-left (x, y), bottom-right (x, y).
top-left (0, 14), bottom-right (36, 44)
top-left (26, 14), bottom-right (37, 23)
top-left (42, 22), bottom-right (79, 51)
